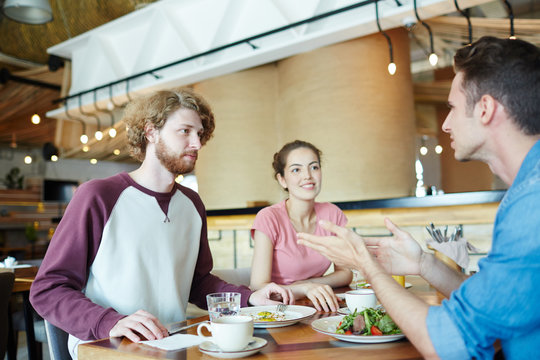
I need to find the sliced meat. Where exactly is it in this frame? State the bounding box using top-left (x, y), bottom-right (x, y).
top-left (352, 314), bottom-right (365, 333)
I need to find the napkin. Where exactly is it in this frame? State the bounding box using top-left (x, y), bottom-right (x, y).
top-left (0, 256), bottom-right (17, 268)
top-left (426, 237), bottom-right (483, 269)
top-left (140, 334), bottom-right (204, 351)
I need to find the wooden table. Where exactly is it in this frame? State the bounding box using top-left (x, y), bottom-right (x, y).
top-left (78, 276), bottom-right (442, 359)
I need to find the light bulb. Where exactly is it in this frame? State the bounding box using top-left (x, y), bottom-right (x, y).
top-left (24, 155), bottom-right (32, 164)
top-left (80, 134), bottom-right (88, 144)
top-left (82, 146), bottom-right (89, 152)
top-left (113, 149), bottom-right (120, 155)
top-left (90, 158), bottom-right (98, 165)
top-left (95, 131), bottom-right (103, 141)
top-left (420, 146), bottom-right (428, 155)
top-left (388, 62), bottom-right (397, 75)
top-left (429, 53), bottom-right (438, 66)
top-left (109, 128), bottom-right (117, 138)
top-left (51, 155), bottom-right (58, 162)
top-left (435, 145), bottom-right (443, 154)
top-left (31, 114), bottom-right (41, 124)
top-left (509, 35), bottom-right (517, 40)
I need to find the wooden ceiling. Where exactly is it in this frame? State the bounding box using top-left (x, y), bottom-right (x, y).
top-left (0, 0), bottom-right (157, 157)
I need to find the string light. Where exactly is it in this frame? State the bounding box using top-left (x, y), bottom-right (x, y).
top-left (387, 62), bottom-right (397, 75)
top-left (31, 114), bottom-right (41, 124)
top-left (82, 145), bottom-right (90, 152)
top-left (24, 155), bottom-right (32, 164)
top-left (502, 0), bottom-right (515, 39)
top-left (79, 95), bottom-right (102, 141)
top-left (90, 158), bottom-right (98, 165)
top-left (65, 101), bottom-right (88, 145)
top-left (95, 130), bottom-right (103, 141)
top-left (454, 0), bottom-right (472, 45)
top-left (51, 155), bottom-right (59, 162)
top-left (113, 149), bottom-right (120, 155)
top-left (435, 145), bottom-right (443, 154)
top-left (429, 53), bottom-right (438, 66)
top-left (413, 0), bottom-right (438, 67)
top-left (93, 90), bottom-right (117, 139)
top-left (375, 0), bottom-right (396, 76)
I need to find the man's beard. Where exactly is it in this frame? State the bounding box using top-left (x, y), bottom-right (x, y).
top-left (155, 140), bottom-right (197, 175)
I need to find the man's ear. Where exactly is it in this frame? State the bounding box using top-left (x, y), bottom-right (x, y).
top-left (477, 94), bottom-right (497, 126)
top-left (145, 123), bottom-right (157, 143)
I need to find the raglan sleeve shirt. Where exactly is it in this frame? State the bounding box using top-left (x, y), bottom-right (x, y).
top-left (30, 178), bottom-right (126, 340)
top-left (30, 174), bottom-right (253, 341)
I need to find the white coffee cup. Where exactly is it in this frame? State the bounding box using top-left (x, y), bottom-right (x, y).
top-left (197, 315), bottom-right (253, 352)
top-left (345, 289), bottom-right (377, 313)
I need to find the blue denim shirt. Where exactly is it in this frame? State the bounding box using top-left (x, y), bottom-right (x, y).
top-left (426, 139), bottom-right (540, 359)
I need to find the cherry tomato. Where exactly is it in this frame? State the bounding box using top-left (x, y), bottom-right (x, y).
top-left (345, 330), bottom-right (353, 335)
top-left (371, 326), bottom-right (383, 336)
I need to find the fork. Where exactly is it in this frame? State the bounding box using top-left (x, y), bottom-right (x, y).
top-left (276, 304), bottom-right (288, 314)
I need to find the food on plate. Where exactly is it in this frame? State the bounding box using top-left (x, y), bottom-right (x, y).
top-left (353, 281), bottom-right (372, 289)
top-left (252, 311), bottom-right (286, 322)
top-left (336, 308), bottom-right (402, 336)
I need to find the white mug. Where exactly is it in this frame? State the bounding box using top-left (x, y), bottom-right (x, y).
top-left (197, 315), bottom-right (253, 352)
top-left (345, 289), bottom-right (377, 313)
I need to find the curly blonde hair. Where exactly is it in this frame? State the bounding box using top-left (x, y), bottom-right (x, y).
top-left (123, 88), bottom-right (215, 162)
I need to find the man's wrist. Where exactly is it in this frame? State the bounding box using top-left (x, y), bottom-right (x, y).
top-left (419, 251), bottom-right (435, 279)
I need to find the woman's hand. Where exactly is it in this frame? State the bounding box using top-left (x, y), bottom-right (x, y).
top-left (249, 282), bottom-right (295, 306)
top-left (301, 282), bottom-right (339, 312)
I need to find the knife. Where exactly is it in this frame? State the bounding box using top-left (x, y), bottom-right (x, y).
top-left (168, 320), bottom-right (208, 336)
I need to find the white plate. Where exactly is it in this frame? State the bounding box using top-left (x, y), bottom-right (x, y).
top-left (349, 282), bottom-right (412, 290)
top-left (311, 315), bottom-right (405, 343)
top-left (239, 305), bottom-right (316, 328)
top-left (198, 337), bottom-right (267, 358)
top-left (337, 307), bottom-right (352, 315)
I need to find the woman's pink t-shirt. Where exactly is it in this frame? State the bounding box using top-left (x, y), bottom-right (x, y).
top-left (251, 200), bottom-right (348, 285)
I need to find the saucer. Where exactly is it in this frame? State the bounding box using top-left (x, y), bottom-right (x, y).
top-left (198, 337), bottom-right (267, 358)
top-left (337, 307), bottom-right (352, 315)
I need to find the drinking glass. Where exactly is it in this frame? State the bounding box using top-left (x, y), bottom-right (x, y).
top-left (206, 292), bottom-right (241, 321)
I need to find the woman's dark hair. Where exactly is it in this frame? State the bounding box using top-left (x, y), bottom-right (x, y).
top-left (272, 140), bottom-right (322, 179)
top-left (454, 36), bottom-right (540, 135)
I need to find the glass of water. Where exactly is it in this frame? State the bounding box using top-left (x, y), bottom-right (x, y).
top-left (206, 292), bottom-right (241, 321)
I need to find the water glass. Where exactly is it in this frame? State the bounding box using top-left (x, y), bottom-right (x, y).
top-left (206, 292), bottom-right (241, 321)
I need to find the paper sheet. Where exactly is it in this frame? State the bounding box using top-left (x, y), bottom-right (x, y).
top-left (140, 334), bottom-right (204, 351)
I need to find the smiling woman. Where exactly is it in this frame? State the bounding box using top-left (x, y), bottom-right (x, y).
top-left (249, 140), bottom-right (353, 312)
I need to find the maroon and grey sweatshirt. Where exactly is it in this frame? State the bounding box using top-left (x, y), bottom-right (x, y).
top-left (30, 172), bottom-right (252, 341)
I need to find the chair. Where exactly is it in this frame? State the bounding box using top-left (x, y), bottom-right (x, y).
top-left (0, 272), bottom-right (15, 359)
top-left (44, 319), bottom-right (71, 360)
top-left (211, 267), bottom-right (251, 287)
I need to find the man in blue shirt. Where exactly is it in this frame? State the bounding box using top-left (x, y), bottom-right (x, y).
top-left (297, 36), bottom-right (540, 359)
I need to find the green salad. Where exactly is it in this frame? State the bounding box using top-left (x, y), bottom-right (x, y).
top-left (336, 307), bottom-right (402, 336)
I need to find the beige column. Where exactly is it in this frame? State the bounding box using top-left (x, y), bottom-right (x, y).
top-left (195, 29), bottom-right (417, 209)
top-left (194, 64), bottom-right (282, 209)
top-left (277, 29), bottom-right (416, 202)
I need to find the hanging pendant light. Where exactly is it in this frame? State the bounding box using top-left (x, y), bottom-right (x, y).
top-left (375, 0), bottom-right (396, 76)
top-left (2, 0), bottom-right (53, 25)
